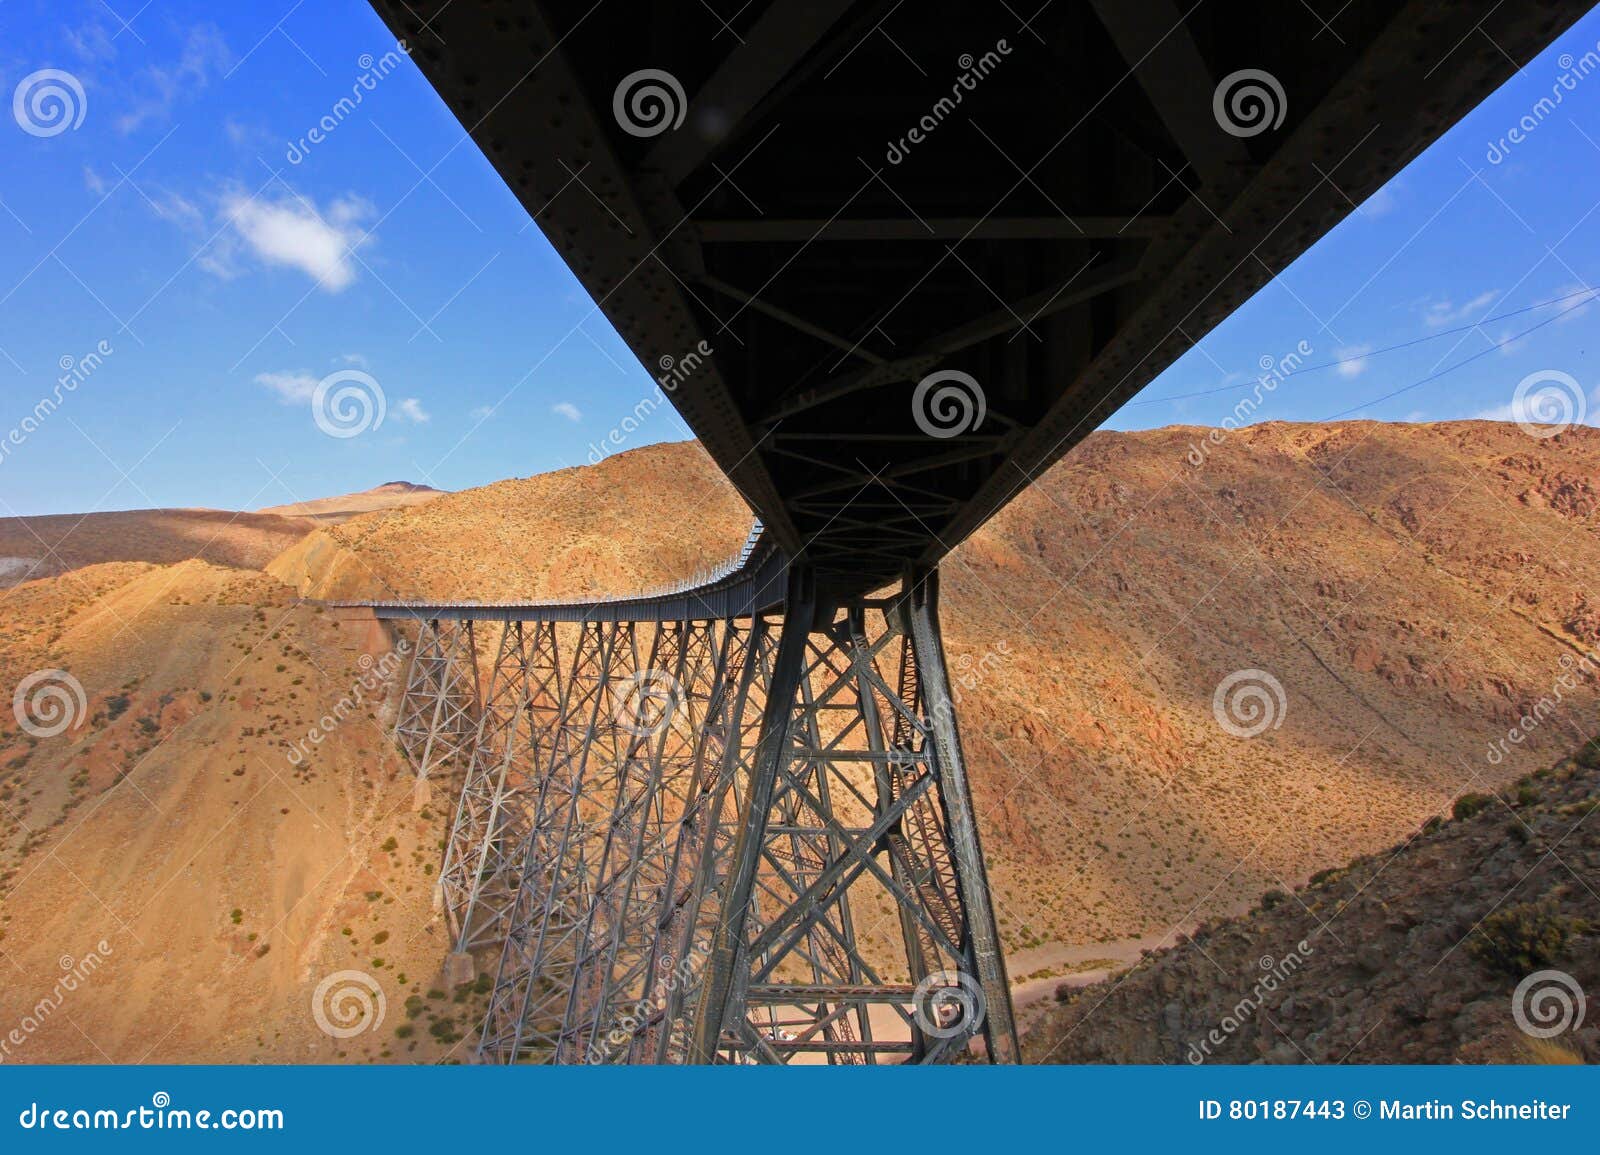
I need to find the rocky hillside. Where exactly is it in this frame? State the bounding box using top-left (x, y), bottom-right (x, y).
top-left (1, 420), bottom-right (1597, 1062)
top-left (0, 508), bottom-right (317, 588)
top-left (266, 444), bottom-right (749, 601)
top-left (1023, 739), bottom-right (1600, 1064)
top-left (258, 481), bottom-right (446, 525)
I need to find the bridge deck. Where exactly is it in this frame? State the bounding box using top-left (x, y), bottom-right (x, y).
top-left (369, 0), bottom-right (1585, 597)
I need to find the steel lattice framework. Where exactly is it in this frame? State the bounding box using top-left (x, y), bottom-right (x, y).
top-left (366, 551), bottom-right (1018, 1063)
top-left (351, 0), bottom-right (1588, 1066)
top-left (393, 618), bottom-right (480, 783)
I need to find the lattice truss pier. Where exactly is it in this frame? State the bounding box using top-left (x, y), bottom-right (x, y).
top-left (374, 564), bottom-right (1017, 1065)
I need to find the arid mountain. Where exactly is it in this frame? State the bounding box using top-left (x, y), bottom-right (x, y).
top-left (0, 508), bottom-right (317, 588)
top-left (258, 481), bottom-right (446, 526)
top-left (1022, 740), bottom-right (1600, 1064)
top-left (0, 421), bottom-right (1596, 1063)
top-left (266, 445), bottom-right (750, 601)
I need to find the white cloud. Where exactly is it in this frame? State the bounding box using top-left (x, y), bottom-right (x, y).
top-left (116, 24), bottom-right (233, 134)
top-left (1335, 344), bottom-right (1372, 378)
top-left (219, 191), bottom-right (373, 291)
top-left (1421, 290), bottom-right (1497, 328)
top-left (396, 398), bottom-right (430, 423)
top-left (469, 405), bottom-right (496, 420)
top-left (253, 370), bottom-right (319, 404)
top-left (337, 352), bottom-right (370, 368)
top-left (551, 401), bottom-right (582, 423)
top-left (82, 166), bottom-right (108, 197)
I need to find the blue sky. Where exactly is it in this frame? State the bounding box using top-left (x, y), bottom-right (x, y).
top-left (1, 1), bottom-right (1598, 517)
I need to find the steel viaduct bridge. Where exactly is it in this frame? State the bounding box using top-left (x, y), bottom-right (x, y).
top-left (350, 0), bottom-right (1586, 1064)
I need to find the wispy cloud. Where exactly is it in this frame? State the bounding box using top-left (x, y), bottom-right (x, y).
top-left (116, 25), bottom-right (233, 134)
top-left (253, 370), bottom-right (319, 404)
top-left (396, 398), bottom-right (430, 423)
top-left (469, 404), bottom-right (496, 420)
top-left (1421, 290), bottom-right (1497, 328)
top-left (1335, 344), bottom-right (1373, 378)
top-left (1359, 184), bottom-right (1397, 218)
top-left (551, 401), bottom-right (582, 423)
top-left (337, 352), bottom-right (369, 369)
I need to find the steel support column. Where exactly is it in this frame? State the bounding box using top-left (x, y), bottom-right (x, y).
top-left (437, 620), bottom-right (562, 953)
top-left (688, 565), bottom-right (1017, 1063)
top-left (393, 618), bottom-right (480, 780)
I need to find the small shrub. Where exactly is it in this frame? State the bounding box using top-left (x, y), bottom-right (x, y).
top-left (1453, 793), bottom-right (1493, 822)
top-left (1468, 899), bottom-right (1580, 975)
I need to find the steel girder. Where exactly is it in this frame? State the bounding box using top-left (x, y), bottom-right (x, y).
top-left (393, 618), bottom-right (480, 781)
top-left (689, 570), bottom-right (1016, 1064)
top-left (433, 565), bottom-right (1012, 1065)
top-left (437, 621), bottom-right (563, 953)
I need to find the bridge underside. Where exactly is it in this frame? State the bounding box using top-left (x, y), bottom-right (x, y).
top-left (359, 0), bottom-right (1587, 1067)
top-left (370, 0), bottom-right (1584, 598)
top-left (385, 567), bottom-right (1015, 1064)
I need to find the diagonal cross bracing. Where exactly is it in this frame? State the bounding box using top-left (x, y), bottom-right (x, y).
top-left (356, 530), bottom-right (1014, 1063)
top-left (393, 618), bottom-right (480, 781)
